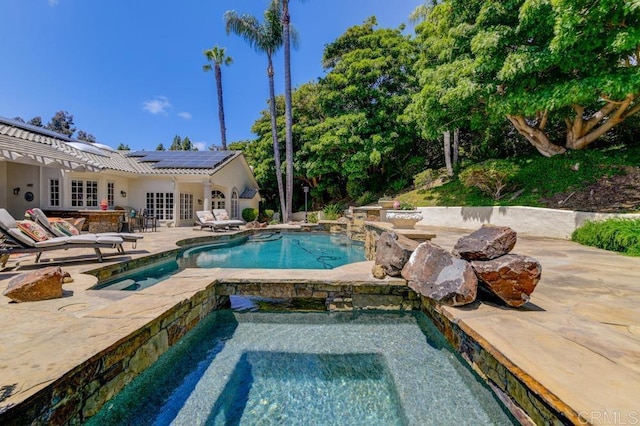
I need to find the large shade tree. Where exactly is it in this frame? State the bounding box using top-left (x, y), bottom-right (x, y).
top-left (306, 17), bottom-right (424, 199)
top-left (225, 0), bottom-right (289, 220)
top-left (410, 0), bottom-right (640, 157)
top-left (203, 46), bottom-right (233, 151)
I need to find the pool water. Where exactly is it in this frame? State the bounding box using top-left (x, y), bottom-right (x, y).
top-left (180, 232), bottom-right (365, 270)
top-left (95, 232), bottom-right (365, 291)
top-left (88, 309), bottom-right (516, 425)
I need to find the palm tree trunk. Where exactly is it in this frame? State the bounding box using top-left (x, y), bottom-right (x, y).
top-left (215, 64), bottom-right (228, 150)
top-left (282, 0), bottom-right (293, 223)
top-left (267, 55), bottom-right (287, 220)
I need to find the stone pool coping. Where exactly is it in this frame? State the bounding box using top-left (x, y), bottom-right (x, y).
top-left (0, 225), bottom-right (639, 425)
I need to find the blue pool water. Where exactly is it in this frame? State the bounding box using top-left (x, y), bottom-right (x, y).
top-left (95, 232), bottom-right (365, 291)
top-left (87, 310), bottom-right (516, 425)
top-left (180, 232), bottom-right (365, 270)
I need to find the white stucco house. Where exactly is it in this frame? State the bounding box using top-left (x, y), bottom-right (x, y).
top-left (0, 116), bottom-right (260, 227)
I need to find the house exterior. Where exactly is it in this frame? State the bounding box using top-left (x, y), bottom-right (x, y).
top-left (0, 116), bottom-right (260, 227)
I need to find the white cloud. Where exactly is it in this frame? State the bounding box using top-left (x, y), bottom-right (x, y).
top-left (48, 0), bottom-right (59, 6)
top-left (193, 141), bottom-right (207, 151)
top-left (142, 96), bottom-right (172, 115)
top-left (178, 112), bottom-right (192, 120)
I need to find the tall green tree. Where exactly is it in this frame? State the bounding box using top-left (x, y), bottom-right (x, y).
top-left (225, 0), bottom-right (288, 219)
top-left (181, 136), bottom-right (196, 151)
top-left (203, 46), bottom-right (233, 151)
top-left (411, 0), bottom-right (640, 157)
top-left (156, 143), bottom-right (165, 151)
top-left (307, 17), bottom-right (424, 198)
top-left (169, 135), bottom-right (183, 151)
top-left (47, 110), bottom-right (75, 137)
top-left (27, 116), bottom-right (43, 127)
top-left (76, 130), bottom-right (97, 143)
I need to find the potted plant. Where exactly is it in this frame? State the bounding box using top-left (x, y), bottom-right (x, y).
top-left (386, 201), bottom-right (423, 229)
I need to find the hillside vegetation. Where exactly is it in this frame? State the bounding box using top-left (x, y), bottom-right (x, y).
top-left (397, 144), bottom-right (640, 214)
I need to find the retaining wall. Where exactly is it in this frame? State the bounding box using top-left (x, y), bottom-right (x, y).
top-left (416, 206), bottom-right (640, 239)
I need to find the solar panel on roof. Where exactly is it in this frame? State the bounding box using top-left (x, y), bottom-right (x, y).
top-left (127, 150), bottom-right (234, 169)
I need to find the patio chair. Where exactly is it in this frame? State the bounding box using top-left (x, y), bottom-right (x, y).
top-left (28, 208), bottom-right (143, 249)
top-left (195, 210), bottom-right (243, 232)
top-left (0, 208), bottom-right (124, 266)
top-left (211, 209), bottom-right (244, 229)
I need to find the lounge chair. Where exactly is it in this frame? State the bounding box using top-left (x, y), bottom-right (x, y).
top-left (211, 209), bottom-right (244, 229)
top-left (0, 208), bottom-right (124, 266)
top-left (28, 208), bottom-right (143, 248)
top-left (196, 210), bottom-right (244, 232)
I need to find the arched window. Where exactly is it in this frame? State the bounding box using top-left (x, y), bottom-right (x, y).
top-left (231, 189), bottom-right (239, 219)
top-left (211, 190), bottom-right (225, 210)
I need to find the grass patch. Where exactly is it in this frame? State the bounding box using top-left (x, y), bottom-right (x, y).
top-left (571, 218), bottom-right (640, 256)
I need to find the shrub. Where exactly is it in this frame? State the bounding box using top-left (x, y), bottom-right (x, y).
top-left (307, 211), bottom-right (319, 223)
top-left (242, 208), bottom-right (258, 222)
top-left (458, 160), bottom-right (520, 200)
top-left (414, 168), bottom-right (449, 188)
top-left (572, 218), bottom-right (640, 256)
top-left (390, 178), bottom-right (409, 193)
top-left (356, 191), bottom-right (377, 206)
top-left (322, 203), bottom-right (344, 220)
top-left (259, 209), bottom-right (274, 223)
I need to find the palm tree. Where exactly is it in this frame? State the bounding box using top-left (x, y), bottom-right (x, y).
top-left (203, 46), bottom-right (233, 150)
top-left (281, 0), bottom-right (294, 222)
top-left (280, 0), bottom-right (306, 222)
top-left (225, 0), bottom-right (288, 219)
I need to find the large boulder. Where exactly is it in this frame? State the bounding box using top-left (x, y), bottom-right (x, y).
top-left (453, 225), bottom-right (517, 261)
top-left (3, 266), bottom-right (65, 302)
top-left (471, 254), bottom-right (542, 307)
top-left (373, 232), bottom-right (419, 278)
top-left (401, 241), bottom-right (477, 306)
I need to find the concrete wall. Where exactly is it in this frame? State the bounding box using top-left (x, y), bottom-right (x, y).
top-left (416, 206), bottom-right (640, 239)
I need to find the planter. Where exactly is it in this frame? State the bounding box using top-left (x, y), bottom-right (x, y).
top-left (386, 210), bottom-right (423, 229)
top-left (378, 199), bottom-right (396, 209)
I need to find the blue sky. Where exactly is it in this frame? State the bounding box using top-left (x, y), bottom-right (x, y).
top-left (1, 0), bottom-right (423, 151)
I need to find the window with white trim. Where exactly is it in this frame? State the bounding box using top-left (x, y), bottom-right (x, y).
top-left (179, 193), bottom-right (194, 220)
top-left (107, 181), bottom-right (115, 207)
top-left (71, 179), bottom-right (98, 207)
top-left (211, 190), bottom-right (225, 209)
top-left (49, 179), bottom-right (60, 207)
top-left (231, 189), bottom-right (239, 219)
top-left (146, 192), bottom-right (174, 220)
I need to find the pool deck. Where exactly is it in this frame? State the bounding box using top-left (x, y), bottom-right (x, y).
top-left (0, 225), bottom-right (639, 424)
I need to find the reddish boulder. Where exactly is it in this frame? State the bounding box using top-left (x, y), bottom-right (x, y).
top-left (453, 225), bottom-right (517, 261)
top-left (401, 241), bottom-right (477, 306)
top-left (3, 266), bottom-right (65, 302)
top-left (373, 232), bottom-right (419, 278)
top-left (471, 254), bottom-right (542, 307)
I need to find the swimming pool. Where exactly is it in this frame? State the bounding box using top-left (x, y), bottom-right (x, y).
top-left (94, 232), bottom-right (366, 291)
top-left (180, 232), bottom-right (365, 269)
top-left (87, 309), bottom-right (516, 425)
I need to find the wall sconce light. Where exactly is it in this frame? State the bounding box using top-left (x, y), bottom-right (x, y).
top-left (197, 199), bottom-right (202, 205)
top-left (13, 187), bottom-right (20, 195)
top-left (120, 190), bottom-right (127, 197)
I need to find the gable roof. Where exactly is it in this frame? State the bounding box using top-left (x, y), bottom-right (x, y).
top-left (0, 116), bottom-right (104, 172)
top-left (0, 116), bottom-right (246, 177)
